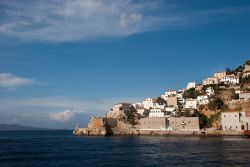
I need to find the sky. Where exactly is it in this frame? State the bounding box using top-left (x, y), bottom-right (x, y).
top-left (0, 0), bottom-right (250, 129)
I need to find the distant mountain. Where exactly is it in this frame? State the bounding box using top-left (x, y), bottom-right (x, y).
top-left (0, 124), bottom-right (50, 131)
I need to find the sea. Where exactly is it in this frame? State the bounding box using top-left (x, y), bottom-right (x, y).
top-left (0, 130), bottom-right (250, 167)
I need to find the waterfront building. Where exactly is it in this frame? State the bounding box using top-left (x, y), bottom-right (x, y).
top-left (168, 117), bottom-right (200, 131)
top-left (139, 117), bottom-right (169, 130)
top-left (221, 111), bottom-right (250, 131)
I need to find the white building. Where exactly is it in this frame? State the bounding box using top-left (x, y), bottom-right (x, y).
top-left (176, 89), bottom-right (185, 105)
top-left (142, 98), bottom-right (156, 109)
top-left (154, 103), bottom-right (166, 110)
top-left (184, 99), bottom-right (197, 109)
top-left (206, 87), bottom-right (215, 97)
top-left (214, 72), bottom-right (226, 79)
top-left (220, 76), bottom-right (239, 85)
top-left (202, 77), bottom-right (219, 85)
top-left (136, 108), bottom-right (149, 116)
top-left (243, 64), bottom-right (250, 78)
top-left (239, 92), bottom-right (250, 101)
top-left (197, 95), bottom-right (209, 105)
top-left (163, 90), bottom-right (177, 97)
top-left (149, 108), bottom-right (165, 117)
top-left (221, 111), bottom-right (250, 131)
top-left (187, 82), bottom-right (196, 90)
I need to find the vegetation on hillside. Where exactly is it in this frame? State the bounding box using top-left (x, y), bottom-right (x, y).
top-left (156, 97), bottom-right (167, 105)
top-left (125, 106), bottom-right (137, 125)
top-left (183, 88), bottom-right (203, 99)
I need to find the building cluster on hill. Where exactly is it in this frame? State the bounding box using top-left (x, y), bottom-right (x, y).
top-left (106, 61), bottom-right (250, 132)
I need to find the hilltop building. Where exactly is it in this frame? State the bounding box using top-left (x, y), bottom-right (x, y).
top-left (202, 77), bottom-right (219, 85)
top-left (206, 87), bottom-right (215, 97)
top-left (184, 99), bottom-right (197, 109)
top-left (106, 103), bottom-right (132, 118)
top-left (243, 64), bottom-right (250, 78)
top-left (220, 75), bottom-right (239, 85)
top-left (197, 95), bottom-right (209, 105)
top-left (214, 72), bottom-right (226, 79)
top-left (142, 98), bottom-right (156, 109)
top-left (164, 96), bottom-right (178, 108)
top-left (187, 82), bottom-right (196, 90)
top-left (239, 92), bottom-right (250, 101)
top-left (162, 90), bottom-right (177, 97)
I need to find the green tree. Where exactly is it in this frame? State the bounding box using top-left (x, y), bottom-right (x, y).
top-left (208, 98), bottom-right (224, 111)
top-left (183, 88), bottom-right (202, 99)
top-left (156, 97), bottom-right (167, 105)
top-left (125, 106), bottom-right (137, 125)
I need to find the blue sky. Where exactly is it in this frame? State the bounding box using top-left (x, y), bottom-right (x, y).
top-left (0, 0), bottom-right (250, 129)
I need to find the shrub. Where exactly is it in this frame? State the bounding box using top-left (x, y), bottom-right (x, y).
top-left (208, 98), bottom-right (224, 111)
top-left (125, 106), bottom-right (137, 125)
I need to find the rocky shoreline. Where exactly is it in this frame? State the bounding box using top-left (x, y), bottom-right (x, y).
top-left (73, 127), bottom-right (244, 137)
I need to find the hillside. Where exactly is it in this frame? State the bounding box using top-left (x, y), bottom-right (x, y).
top-left (0, 124), bottom-right (50, 131)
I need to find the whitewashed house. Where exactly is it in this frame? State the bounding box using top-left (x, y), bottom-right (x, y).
top-left (142, 98), bottom-right (156, 109)
top-left (163, 90), bottom-right (177, 97)
top-left (220, 75), bottom-right (239, 85)
top-left (187, 82), bottom-right (196, 90)
top-left (149, 108), bottom-right (165, 117)
top-left (154, 103), bottom-right (166, 110)
top-left (206, 87), bottom-right (215, 97)
top-left (176, 89), bottom-right (185, 105)
top-left (197, 95), bottom-right (209, 105)
top-left (221, 111), bottom-right (250, 131)
top-left (202, 77), bottom-right (219, 85)
top-left (184, 99), bottom-right (197, 109)
top-left (243, 64), bottom-right (250, 78)
top-left (136, 108), bottom-right (149, 116)
top-left (214, 72), bottom-right (226, 79)
top-left (239, 92), bottom-right (250, 101)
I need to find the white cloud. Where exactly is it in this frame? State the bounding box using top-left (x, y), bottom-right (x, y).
top-left (1, 0), bottom-right (248, 42)
top-left (0, 0), bottom-right (161, 42)
top-left (48, 108), bottom-right (85, 121)
top-left (0, 73), bottom-right (34, 88)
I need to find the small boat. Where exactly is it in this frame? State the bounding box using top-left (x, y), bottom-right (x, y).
top-left (244, 130), bottom-right (250, 137)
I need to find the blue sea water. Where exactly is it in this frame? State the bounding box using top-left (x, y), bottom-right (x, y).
top-left (1, 130), bottom-right (250, 167)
